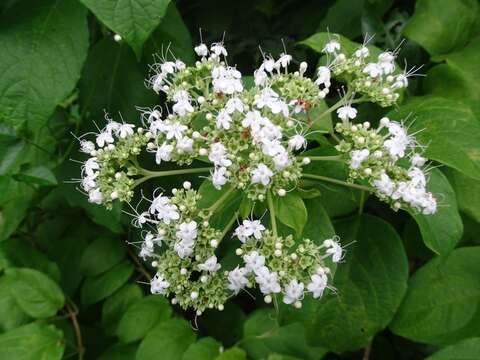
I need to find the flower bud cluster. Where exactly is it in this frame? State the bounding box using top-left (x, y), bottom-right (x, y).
top-left (79, 119), bottom-right (148, 208)
top-left (321, 38), bottom-right (410, 107)
top-left (230, 221), bottom-right (341, 308)
top-left (335, 117), bottom-right (437, 214)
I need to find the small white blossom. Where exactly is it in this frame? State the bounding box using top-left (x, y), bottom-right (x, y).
top-left (216, 109), bottom-right (232, 130)
top-left (307, 273), bottom-right (328, 299)
top-left (155, 143), bottom-right (173, 164)
top-left (228, 267), bottom-right (248, 294)
top-left (243, 251), bottom-right (265, 273)
top-left (283, 279), bottom-right (304, 304)
top-left (255, 266), bottom-right (281, 294)
top-left (151, 272), bottom-right (170, 294)
top-left (88, 189), bottom-right (103, 204)
top-left (198, 255), bottom-right (221, 272)
top-left (350, 149), bottom-right (370, 169)
top-left (150, 195), bottom-right (179, 224)
top-left (251, 163), bottom-right (273, 186)
top-left (194, 43), bottom-right (208, 57)
top-left (337, 105), bottom-right (357, 121)
top-left (323, 40), bottom-right (340, 53)
top-left (288, 134), bottom-right (307, 151)
top-left (212, 166), bottom-right (228, 190)
top-left (176, 221), bottom-right (198, 242)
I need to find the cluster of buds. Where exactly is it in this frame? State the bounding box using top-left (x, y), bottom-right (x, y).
top-left (335, 117), bottom-right (436, 214)
top-left (79, 117), bottom-right (148, 208)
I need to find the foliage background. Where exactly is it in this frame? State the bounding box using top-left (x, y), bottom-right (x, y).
top-left (1, 0), bottom-right (480, 359)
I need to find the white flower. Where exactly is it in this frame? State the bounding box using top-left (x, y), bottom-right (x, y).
top-left (96, 131), bottom-right (114, 147)
top-left (234, 224), bottom-right (249, 243)
top-left (88, 189), bottom-right (103, 204)
top-left (198, 255), bottom-right (221, 272)
top-left (363, 63), bottom-right (382, 78)
top-left (225, 97), bottom-right (244, 114)
top-left (337, 105), bottom-right (357, 121)
top-left (384, 132), bottom-right (409, 158)
top-left (374, 173), bottom-right (395, 196)
top-left (155, 143), bottom-right (173, 164)
top-left (254, 88), bottom-right (289, 117)
top-left (82, 174), bottom-right (97, 191)
top-left (243, 251), bottom-right (265, 273)
top-left (228, 267), bottom-right (249, 294)
top-left (354, 46), bottom-right (369, 58)
top-left (315, 66), bottom-right (331, 87)
top-left (242, 219), bottom-right (265, 240)
top-left (276, 53), bottom-right (292, 68)
top-left (254, 68), bottom-right (268, 86)
top-left (261, 139), bottom-right (284, 157)
top-left (149, 119), bottom-right (167, 136)
top-left (273, 150), bottom-right (290, 170)
top-left (378, 52), bottom-right (395, 74)
top-left (105, 121), bottom-right (121, 134)
top-left (408, 167), bottom-right (427, 188)
top-left (262, 57), bottom-right (276, 72)
top-left (165, 122), bottom-right (188, 140)
top-left (411, 153), bottom-right (426, 167)
top-left (212, 166), bottom-right (228, 189)
top-left (323, 40), bottom-right (340, 53)
top-left (194, 43), bottom-right (208, 57)
top-left (350, 149), bottom-right (370, 169)
top-left (216, 109), bottom-right (232, 130)
top-left (84, 158), bottom-right (99, 176)
top-left (323, 239), bottom-right (344, 263)
top-left (307, 274), bottom-right (328, 299)
top-left (176, 221), bottom-right (198, 242)
top-left (211, 42), bottom-right (228, 56)
top-left (161, 61), bottom-right (176, 74)
top-left (242, 110), bottom-right (263, 130)
top-left (151, 73), bottom-right (163, 93)
top-left (174, 240), bottom-right (194, 259)
top-left (251, 163), bottom-right (273, 186)
top-left (392, 74), bottom-right (408, 89)
top-left (150, 195), bottom-right (179, 224)
top-left (80, 140), bottom-right (95, 154)
top-left (151, 272), bottom-right (170, 294)
top-left (208, 142), bottom-right (232, 167)
top-left (176, 136), bottom-right (193, 152)
top-left (255, 266), bottom-right (281, 294)
top-left (118, 123), bottom-right (135, 138)
top-left (288, 134), bottom-right (307, 151)
top-left (172, 90), bottom-right (194, 116)
top-left (212, 66), bottom-right (243, 94)
top-left (283, 279), bottom-right (304, 304)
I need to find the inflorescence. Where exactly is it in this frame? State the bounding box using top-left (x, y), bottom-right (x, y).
top-left (76, 35), bottom-right (437, 313)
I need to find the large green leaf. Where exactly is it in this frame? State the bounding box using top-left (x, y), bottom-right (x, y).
top-left (410, 169), bottom-right (463, 255)
top-left (102, 284), bottom-right (143, 336)
top-left (387, 96), bottom-right (480, 180)
top-left (13, 166), bottom-right (57, 186)
top-left (426, 337), bottom-right (480, 360)
top-left (0, 277), bottom-right (30, 332)
top-left (296, 215), bottom-right (408, 352)
top-left (144, 3), bottom-right (195, 65)
top-left (444, 168), bottom-right (480, 223)
top-left (242, 309), bottom-right (327, 360)
top-left (302, 198), bottom-right (335, 243)
top-left (137, 318), bottom-right (196, 360)
top-left (215, 348), bottom-right (247, 360)
top-left (0, 323), bottom-right (65, 360)
top-left (273, 192), bottom-right (307, 237)
top-left (79, 0), bottom-right (171, 59)
top-left (116, 295), bottom-right (172, 343)
top-left (3, 268), bottom-right (65, 318)
top-left (182, 337), bottom-right (221, 360)
top-left (0, 0), bottom-right (88, 133)
top-left (99, 343), bottom-right (138, 360)
top-left (391, 247), bottom-right (480, 345)
top-left (80, 237), bottom-right (127, 277)
top-left (81, 260), bottom-right (134, 306)
top-left (403, 0), bottom-right (478, 55)
top-left (78, 38), bottom-right (157, 122)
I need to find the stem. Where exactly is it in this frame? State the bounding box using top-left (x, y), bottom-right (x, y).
top-left (219, 211), bottom-right (239, 241)
top-left (65, 299), bottom-right (84, 360)
top-left (363, 342), bottom-right (372, 360)
top-left (133, 167), bottom-right (212, 188)
top-left (266, 191), bottom-right (278, 238)
top-left (358, 190), bottom-right (366, 215)
top-left (127, 247), bottom-right (152, 281)
top-left (302, 173), bottom-right (372, 192)
top-left (299, 155), bottom-right (343, 162)
top-left (207, 186), bottom-right (236, 214)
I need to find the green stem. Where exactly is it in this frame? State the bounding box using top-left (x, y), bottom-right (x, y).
top-left (207, 186), bottom-right (236, 214)
top-left (219, 211), bottom-right (239, 241)
top-left (133, 167), bottom-right (212, 188)
top-left (299, 155), bottom-right (343, 162)
top-left (302, 173), bottom-right (372, 192)
top-left (266, 191), bottom-right (278, 238)
top-left (358, 190), bottom-right (366, 215)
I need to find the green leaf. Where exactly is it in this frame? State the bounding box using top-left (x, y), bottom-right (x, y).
top-left (81, 260), bottom-right (134, 307)
top-left (0, 277), bottom-right (30, 332)
top-left (0, 176), bottom-right (35, 241)
top-left (302, 198), bottom-right (336, 243)
top-left (298, 215), bottom-right (408, 352)
top-left (391, 246), bottom-right (480, 345)
top-left (242, 309), bottom-right (327, 360)
top-left (0, 322), bottom-right (65, 360)
top-left (80, 237), bottom-right (127, 277)
top-left (426, 337), bottom-right (480, 360)
top-left (79, 0), bottom-right (171, 59)
top-left (116, 295), bottom-right (172, 343)
top-left (78, 38), bottom-right (157, 122)
top-left (144, 3), bottom-right (195, 65)
top-left (14, 166), bottom-right (57, 186)
top-left (199, 303), bottom-right (245, 347)
top-left (137, 318), bottom-right (196, 360)
top-left (410, 169), bottom-right (463, 255)
top-left (425, 38), bottom-right (480, 118)
top-left (0, 125), bottom-right (27, 176)
top-left (444, 168), bottom-right (480, 223)
top-left (273, 192), bottom-right (307, 237)
top-left (102, 284), bottom-right (143, 336)
top-left (3, 268), bottom-right (65, 318)
top-left (0, 0), bottom-right (88, 133)
top-left (182, 337), bottom-right (221, 360)
top-left (0, 238), bottom-right (61, 282)
top-left (403, 0), bottom-right (478, 55)
top-left (99, 343), bottom-right (138, 360)
top-left (215, 348), bottom-right (247, 360)
top-left (387, 96), bottom-right (480, 180)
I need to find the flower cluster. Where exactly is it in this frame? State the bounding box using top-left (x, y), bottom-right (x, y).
top-left (335, 117), bottom-right (436, 214)
top-left (79, 116), bottom-right (148, 208)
